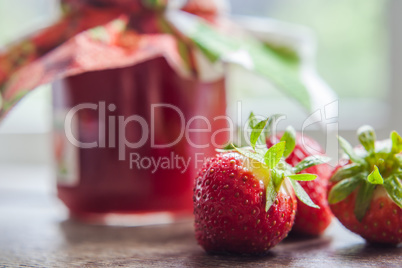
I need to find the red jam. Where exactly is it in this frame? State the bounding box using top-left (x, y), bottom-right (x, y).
top-left (52, 57), bottom-right (228, 223)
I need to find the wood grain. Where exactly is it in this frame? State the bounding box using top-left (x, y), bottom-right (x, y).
top-left (0, 166), bottom-right (401, 267)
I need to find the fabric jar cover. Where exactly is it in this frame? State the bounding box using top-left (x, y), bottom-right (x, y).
top-left (0, 0), bottom-right (337, 119)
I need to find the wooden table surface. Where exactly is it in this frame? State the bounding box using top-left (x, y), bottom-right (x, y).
top-left (0, 165), bottom-right (401, 267)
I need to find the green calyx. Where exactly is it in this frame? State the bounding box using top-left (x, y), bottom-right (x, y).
top-left (220, 113), bottom-right (330, 212)
top-left (328, 125), bottom-right (402, 222)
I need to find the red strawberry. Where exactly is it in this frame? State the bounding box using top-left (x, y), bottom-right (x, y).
top-left (267, 133), bottom-right (333, 236)
top-left (194, 152), bottom-right (297, 254)
top-left (328, 126), bottom-right (402, 245)
top-left (193, 114), bottom-right (329, 255)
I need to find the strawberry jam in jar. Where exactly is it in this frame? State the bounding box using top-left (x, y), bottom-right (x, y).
top-left (52, 57), bottom-right (228, 225)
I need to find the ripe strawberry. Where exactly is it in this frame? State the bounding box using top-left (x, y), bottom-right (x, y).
top-left (194, 152), bottom-right (297, 254)
top-left (328, 126), bottom-right (402, 245)
top-left (194, 114), bottom-right (329, 255)
top-left (267, 133), bottom-right (333, 236)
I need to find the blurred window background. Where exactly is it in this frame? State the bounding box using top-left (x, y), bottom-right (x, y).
top-left (0, 0), bottom-right (400, 165)
top-left (228, 0), bottom-right (391, 132)
top-left (231, 0), bottom-right (389, 100)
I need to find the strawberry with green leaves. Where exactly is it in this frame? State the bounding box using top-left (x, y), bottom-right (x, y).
top-left (328, 126), bottom-right (402, 244)
top-left (193, 114), bottom-right (330, 255)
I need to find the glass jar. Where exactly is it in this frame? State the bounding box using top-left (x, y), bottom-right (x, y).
top-left (52, 57), bottom-right (228, 225)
